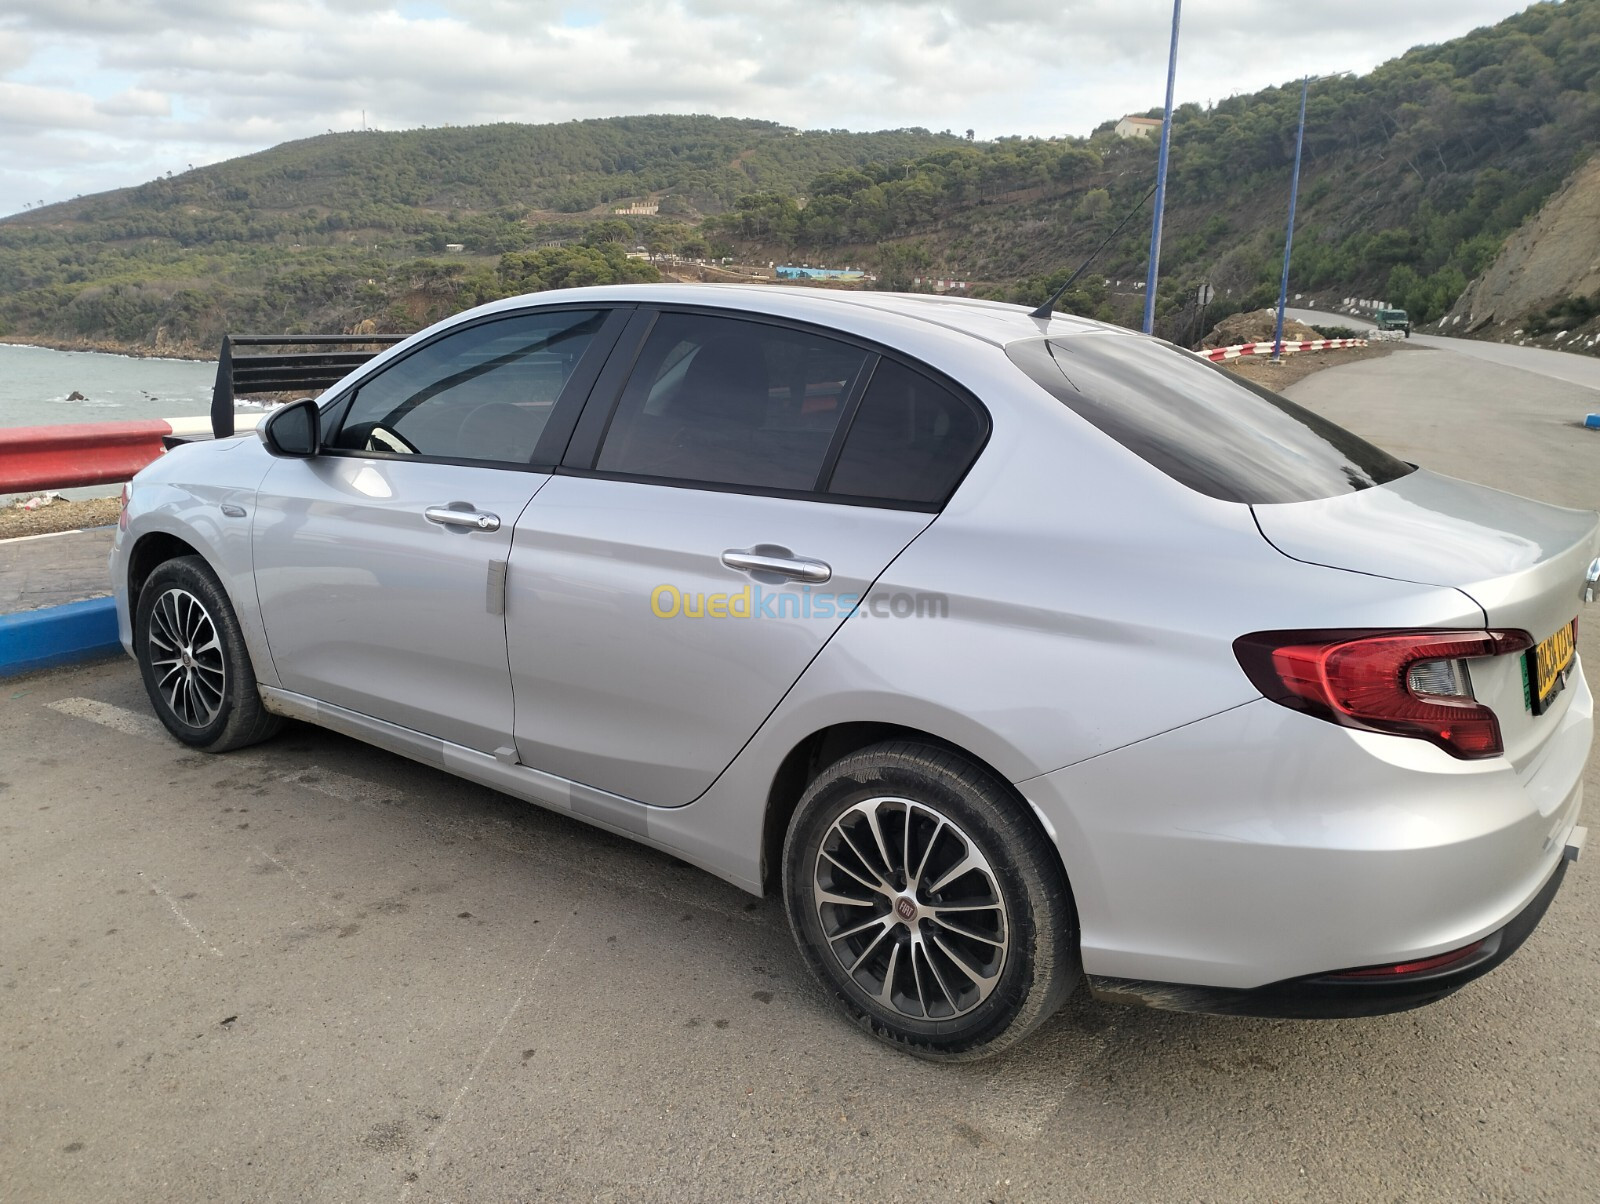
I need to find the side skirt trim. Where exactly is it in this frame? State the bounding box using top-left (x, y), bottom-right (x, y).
top-left (258, 686), bottom-right (735, 876)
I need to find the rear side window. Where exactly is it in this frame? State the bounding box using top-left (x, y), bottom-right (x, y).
top-left (826, 359), bottom-right (987, 505)
top-left (1007, 334), bottom-right (1414, 504)
top-left (331, 309), bottom-right (604, 463)
top-left (595, 313), bottom-right (872, 490)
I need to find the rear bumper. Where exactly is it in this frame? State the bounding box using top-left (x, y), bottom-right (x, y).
top-left (1020, 674), bottom-right (1591, 992)
top-left (1086, 854), bottom-right (1570, 1018)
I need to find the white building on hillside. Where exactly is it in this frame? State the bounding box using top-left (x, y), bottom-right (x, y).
top-left (1115, 115), bottom-right (1163, 139)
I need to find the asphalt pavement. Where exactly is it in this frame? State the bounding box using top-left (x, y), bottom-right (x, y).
top-left (0, 526), bottom-right (116, 614)
top-left (1286, 307), bottom-right (1600, 395)
top-left (2, 341), bottom-right (1598, 1203)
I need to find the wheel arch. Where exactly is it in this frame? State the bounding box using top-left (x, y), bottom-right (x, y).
top-left (127, 531), bottom-right (205, 615)
top-left (759, 721), bottom-right (1067, 896)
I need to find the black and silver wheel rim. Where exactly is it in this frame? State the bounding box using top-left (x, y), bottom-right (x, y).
top-left (146, 587), bottom-right (227, 728)
top-left (812, 796), bottom-right (1008, 1021)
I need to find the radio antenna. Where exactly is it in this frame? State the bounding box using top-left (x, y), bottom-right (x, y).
top-left (1030, 182), bottom-right (1159, 321)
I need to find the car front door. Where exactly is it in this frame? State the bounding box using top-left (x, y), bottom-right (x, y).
top-left (252, 306), bottom-right (619, 753)
top-left (504, 309), bottom-right (989, 806)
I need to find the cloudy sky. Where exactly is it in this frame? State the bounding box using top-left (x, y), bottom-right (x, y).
top-left (0, 0), bottom-right (1540, 218)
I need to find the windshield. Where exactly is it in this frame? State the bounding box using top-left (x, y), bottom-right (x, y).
top-left (1006, 333), bottom-right (1416, 504)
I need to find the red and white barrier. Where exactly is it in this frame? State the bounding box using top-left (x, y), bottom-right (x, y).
top-left (0, 414), bottom-right (263, 494)
top-left (1195, 337), bottom-right (1367, 363)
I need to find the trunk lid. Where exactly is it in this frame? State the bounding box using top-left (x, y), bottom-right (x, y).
top-left (1251, 468), bottom-right (1597, 638)
top-left (1253, 468), bottom-right (1599, 769)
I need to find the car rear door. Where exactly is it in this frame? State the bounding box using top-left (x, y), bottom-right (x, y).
top-left (504, 308), bottom-right (989, 806)
top-left (251, 306), bottom-right (621, 753)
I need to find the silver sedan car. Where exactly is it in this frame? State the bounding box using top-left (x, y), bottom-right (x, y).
top-left (113, 285), bottom-right (1597, 1059)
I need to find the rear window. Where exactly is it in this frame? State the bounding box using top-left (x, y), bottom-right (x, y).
top-left (1006, 334), bottom-right (1415, 504)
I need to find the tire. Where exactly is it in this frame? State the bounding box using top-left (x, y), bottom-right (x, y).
top-left (782, 740), bottom-right (1079, 1060)
top-left (134, 556), bottom-right (282, 753)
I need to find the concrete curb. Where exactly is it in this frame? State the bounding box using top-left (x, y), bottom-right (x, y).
top-left (0, 596), bottom-right (122, 678)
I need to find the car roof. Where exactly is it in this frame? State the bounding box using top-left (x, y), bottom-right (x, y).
top-left (463, 283), bottom-right (1124, 350)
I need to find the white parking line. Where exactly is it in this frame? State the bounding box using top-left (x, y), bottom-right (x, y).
top-left (0, 527), bottom-right (88, 544)
top-left (399, 912), bottom-right (573, 1201)
top-left (249, 845), bottom-right (347, 920)
top-left (47, 696), bottom-right (167, 741)
top-left (139, 870), bottom-right (225, 958)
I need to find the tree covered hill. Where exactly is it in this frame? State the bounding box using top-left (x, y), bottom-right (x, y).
top-left (709, 0), bottom-right (1599, 338)
top-left (0, 116), bottom-right (963, 351)
top-left (34, 115), bottom-right (965, 226)
top-left (1, 1), bottom-right (1596, 354)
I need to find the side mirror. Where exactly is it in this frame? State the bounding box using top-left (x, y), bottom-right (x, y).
top-left (260, 398), bottom-right (321, 457)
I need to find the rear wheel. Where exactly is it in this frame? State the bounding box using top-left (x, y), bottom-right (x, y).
top-left (134, 556), bottom-right (282, 752)
top-left (782, 741), bottom-right (1079, 1060)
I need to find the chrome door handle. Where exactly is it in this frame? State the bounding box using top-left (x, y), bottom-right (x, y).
top-left (425, 506), bottom-right (501, 532)
top-left (721, 547), bottom-right (832, 584)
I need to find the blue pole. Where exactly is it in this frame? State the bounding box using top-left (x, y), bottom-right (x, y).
top-left (1272, 76), bottom-right (1310, 360)
top-left (1142, 0), bottom-right (1182, 335)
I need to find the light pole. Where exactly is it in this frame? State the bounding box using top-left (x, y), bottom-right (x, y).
top-left (1271, 76), bottom-right (1310, 362)
top-left (1141, 0), bottom-right (1182, 336)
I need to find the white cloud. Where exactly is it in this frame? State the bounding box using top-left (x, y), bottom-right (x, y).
top-left (95, 87), bottom-right (171, 117)
top-left (0, 0), bottom-right (1545, 217)
top-left (0, 29), bottom-right (32, 75)
top-left (0, 80), bottom-right (103, 130)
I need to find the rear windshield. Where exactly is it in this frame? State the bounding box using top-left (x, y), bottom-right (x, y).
top-left (1006, 334), bottom-right (1415, 504)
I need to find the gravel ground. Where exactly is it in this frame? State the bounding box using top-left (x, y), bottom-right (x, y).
top-left (0, 496), bottom-right (122, 540)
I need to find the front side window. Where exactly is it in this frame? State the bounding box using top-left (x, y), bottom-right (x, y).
top-left (594, 313), bottom-right (873, 491)
top-left (331, 309), bottom-right (605, 464)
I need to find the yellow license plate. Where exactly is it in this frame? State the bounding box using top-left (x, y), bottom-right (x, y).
top-left (1528, 620), bottom-right (1577, 715)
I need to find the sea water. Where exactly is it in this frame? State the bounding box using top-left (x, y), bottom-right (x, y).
top-left (0, 343), bottom-right (219, 430)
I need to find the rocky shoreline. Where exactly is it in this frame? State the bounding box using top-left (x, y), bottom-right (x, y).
top-left (0, 334), bottom-right (213, 362)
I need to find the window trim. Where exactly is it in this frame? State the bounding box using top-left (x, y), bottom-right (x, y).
top-left (314, 303), bottom-right (632, 473)
top-left (558, 303), bottom-right (992, 512)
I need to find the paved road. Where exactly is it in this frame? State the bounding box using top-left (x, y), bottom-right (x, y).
top-left (0, 526), bottom-right (115, 614)
top-left (1287, 307), bottom-right (1600, 396)
top-left (3, 346), bottom-right (1598, 1203)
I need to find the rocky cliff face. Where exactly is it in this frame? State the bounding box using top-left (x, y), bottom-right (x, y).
top-left (1447, 157), bottom-right (1600, 354)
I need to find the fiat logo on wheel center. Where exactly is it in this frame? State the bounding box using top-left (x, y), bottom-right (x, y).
top-left (895, 897), bottom-right (918, 921)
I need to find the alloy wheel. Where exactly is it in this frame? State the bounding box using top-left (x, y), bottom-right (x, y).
top-left (811, 796), bottom-right (1009, 1021)
top-left (146, 586), bottom-right (227, 728)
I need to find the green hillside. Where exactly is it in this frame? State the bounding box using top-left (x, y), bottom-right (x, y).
top-left (1, 0), bottom-right (1597, 354)
top-left (0, 117), bottom-right (963, 351)
top-left (709, 0), bottom-right (1599, 340)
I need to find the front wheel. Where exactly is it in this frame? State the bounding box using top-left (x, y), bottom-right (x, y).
top-left (782, 741), bottom-right (1079, 1060)
top-left (134, 556), bottom-right (282, 752)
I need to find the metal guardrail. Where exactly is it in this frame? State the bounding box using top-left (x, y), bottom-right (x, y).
top-left (0, 420), bottom-right (175, 494)
top-left (210, 334), bottom-right (404, 437)
top-left (0, 415), bottom-right (265, 495)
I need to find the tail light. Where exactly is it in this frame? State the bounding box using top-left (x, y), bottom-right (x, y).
top-left (119, 483), bottom-right (131, 531)
top-left (1233, 629), bottom-right (1534, 760)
